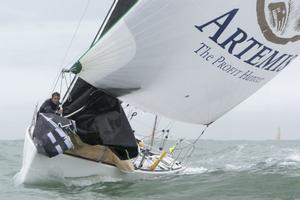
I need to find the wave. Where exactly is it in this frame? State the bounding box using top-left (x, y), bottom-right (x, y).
top-left (63, 176), bottom-right (123, 187)
top-left (182, 167), bottom-right (209, 175)
top-left (286, 153), bottom-right (300, 162)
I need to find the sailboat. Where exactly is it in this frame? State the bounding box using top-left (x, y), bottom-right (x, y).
top-left (277, 127), bottom-right (281, 141)
top-left (15, 0), bottom-right (300, 184)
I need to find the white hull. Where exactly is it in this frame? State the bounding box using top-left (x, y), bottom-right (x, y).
top-left (15, 127), bottom-right (184, 184)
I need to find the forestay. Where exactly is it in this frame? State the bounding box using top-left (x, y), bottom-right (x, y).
top-left (73, 0), bottom-right (300, 125)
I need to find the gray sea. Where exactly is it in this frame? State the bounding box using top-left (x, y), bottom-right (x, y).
top-left (1, 140), bottom-right (300, 200)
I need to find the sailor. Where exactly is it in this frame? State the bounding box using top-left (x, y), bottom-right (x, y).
top-left (38, 92), bottom-right (63, 116)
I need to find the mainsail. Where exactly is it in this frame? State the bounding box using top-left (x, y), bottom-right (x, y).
top-left (68, 0), bottom-right (300, 125)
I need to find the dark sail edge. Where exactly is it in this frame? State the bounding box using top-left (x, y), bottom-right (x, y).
top-left (91, 0), bottom-right (138, 46)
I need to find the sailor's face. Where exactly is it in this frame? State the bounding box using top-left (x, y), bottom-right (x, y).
top-left (51, 96), bottom-right (60, 105)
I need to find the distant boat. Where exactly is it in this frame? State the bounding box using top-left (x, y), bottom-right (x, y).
top-left (15, 0), bottom-right (300, 184)
top-left (277, 127), bottom-right (281, 141)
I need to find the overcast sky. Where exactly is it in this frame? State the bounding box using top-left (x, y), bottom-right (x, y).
top-left (0, 0), bottom-right (300, 140)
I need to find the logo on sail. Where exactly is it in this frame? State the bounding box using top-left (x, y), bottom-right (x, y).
top-left (257, 0), bottom-right (300, 44)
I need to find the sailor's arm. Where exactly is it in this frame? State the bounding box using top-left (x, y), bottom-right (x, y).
top-left (43, 105), bottom-right (56, 114)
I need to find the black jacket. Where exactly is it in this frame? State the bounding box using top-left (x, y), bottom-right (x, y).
top-left (38, 99), bottom-right (60, 115)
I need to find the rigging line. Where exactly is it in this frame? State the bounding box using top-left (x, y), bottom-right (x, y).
top-left (59, 72), bottom-right (63, 95)
top-left (182, 125), bottom-right (211, 166)
top-left (59, 0), bottom-right (91, 69)
top-left (50, 0), bottom-right (91, 94)
top-left (51, 71), bottom-right (62, 95)
top-left (168, 121), bottom-right (175, 131)
top-left (59, 72), bottom-right (69, 96)
top-left (132, 118), bottom-right (160, 130)
top-left (69, 73), bottom-right (72, 84)
top-left (61, 75), bottom-right (78, 105)
top-left (165, 120), bottom-right (174, 130)
top-left (63, 72), bottom-right (69, 88)
top-left (192, 125), bottom-right (210, 145)
top-left (138, 132), bottom-right (166, 142)
top-left (156, 116), bottom-right (161, 128)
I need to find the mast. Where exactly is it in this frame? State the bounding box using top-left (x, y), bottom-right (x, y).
top-left (150, 115), bottom-right (158, 148)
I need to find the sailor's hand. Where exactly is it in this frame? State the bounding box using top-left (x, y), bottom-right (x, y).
top-left (57, 108), bottom-right (63, 115)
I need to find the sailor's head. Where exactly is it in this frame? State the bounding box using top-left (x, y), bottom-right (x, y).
top-left (51, 92), bottom-right (61, 105)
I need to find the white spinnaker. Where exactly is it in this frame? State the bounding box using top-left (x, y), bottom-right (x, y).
top-left (78, 0), bottom-right (300, 125)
